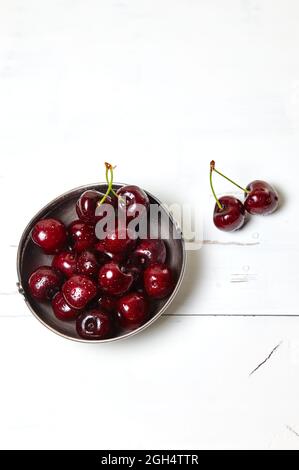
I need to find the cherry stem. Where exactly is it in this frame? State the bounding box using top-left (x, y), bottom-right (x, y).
top-left (210, 163), bottom-right (223, 210)
top-left (211, 162), bottom-right (250, 194)
top-left (105, 164), bottom-right (119, 198)
top-left (98, 163), bottom-right (114, 206)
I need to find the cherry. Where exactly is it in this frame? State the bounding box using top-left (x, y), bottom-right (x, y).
top-left (213, 196), bottom-right (245, 232)
top-left (244, 180), bottom-right (279, 215)
top-left (52, 251), bottom-right (77, 278)
top-left (116, 292), bottom-right (149, 328)
top-left (95, 246), bottom-right (126, 265)
top-left (77, 250), bottom-right (99, 279)
top-left (52, 292), bottom-right (78, 321)
top-left (76, 190), bottom-right (114, 224)
top-left (28, 267), bottom-right (62, 301)
top-left (76, 309), bottom-right (112, 340)
top-left (97, 295), bottom-right (117, 314)
top-left (129, 239), bottom-right (167, 268)
top-left (62, 275), bottom-right (97, 310)
top-left (96, 226), bottom-right (136, 254)
top-left (210, 161), bottom-right (246, 232)
top-left (116, 185), bottom-right (150, 221)
top-left (144, 264), bottom-right (174, 299)
top-left (32, 219), bottom-right (67, 254)
top-left (68, 220), bottom-right (97, 253)
top-left (98, 262), bottom-right (133, 296)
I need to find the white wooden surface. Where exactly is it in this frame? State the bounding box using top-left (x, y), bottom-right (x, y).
top-left (1, 0), bottom-right (299, 450)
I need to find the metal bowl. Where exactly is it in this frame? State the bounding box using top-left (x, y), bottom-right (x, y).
top-left (17, 183), bottom-right (186, 343)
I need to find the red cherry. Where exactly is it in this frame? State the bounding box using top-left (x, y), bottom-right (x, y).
top-left (98, 262), bottom-right (133, 296)
top-left (68, 220), bottom-right (97, 253)
top-left (244, 180), bottom-right (279, 215)
top-left (76, 309), bottom-right (112, 340)
top-left (28, 267), bottom-right (62, 301)
top-left (96, 226), bottom-right (136, 254)
top-left (62, 275), bottom-right (97, 310)
top-left (97, 295), bottom-right (117, 313)
top-left (32, 219), bottom-right (67, 254)
top-left (76, 190), bottom-right (115, 224)
top-left (52, 292), bottom-right (79, 321)
top-left (144, 264), bottom-right (174, 299)
top-left (77, 250), bottom-right (99, 279)
top-left (52, 251), bottom-right (77, 278)
top-left (129, 239), bottom-right (167, 268)
top-left (116, 185), bottom-right (150, 221)
top-left (95, 247), bottom-right (126, 265)
top-left (116, 292), bottom-right (149, 328)
top-left (213, 196), bottom-right (246, 232)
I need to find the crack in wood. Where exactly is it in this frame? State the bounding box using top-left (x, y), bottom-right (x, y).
top-left (0, 292), bottom-right (18, 296)
top-left (249, 342), bottom-right (282, 376)
top-left (203, 240), bottom-right (260, 247)
top-left (231, 273), bottom-right (257, 283)
top-left (286, 425), bottom-right (299, 439)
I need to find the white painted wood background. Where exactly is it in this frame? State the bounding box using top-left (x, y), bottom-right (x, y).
top-left (1, 0), bottom-right (299, 450)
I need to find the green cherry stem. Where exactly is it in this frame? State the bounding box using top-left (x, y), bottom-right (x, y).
top-left (105, 164), bottom-right (119, 198)
top-left (210, 162), bottom-right (223, 210)
top-left (212, 162), bottom-right (250, 194)
top-left (98, 162), bottom-right (114, 206)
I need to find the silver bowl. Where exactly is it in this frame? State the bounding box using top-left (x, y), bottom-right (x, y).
top-left (17, 183), bottom-right (186, 343)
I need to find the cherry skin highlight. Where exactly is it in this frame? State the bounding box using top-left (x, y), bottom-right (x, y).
top-left (213, 196), bottom-right (245, 232)
top-left (32, 219), bottom-right (67, 254)
top-left (52, 292), bottom-right (79, 321)
top-left (144, 263), bottom-right (174, 299)
top-left (68, 220), bottom-right (97, 253)
top-left (116, 185), bottom-right (150, 221)
top-left (28, 267), bottom-right (62, 301)
top-left (129, 239), bottom-right (167, 268)
top-left (76, 190), bottom-right (114, 224)
top-left (52, 251), bottom-right (77, 278)
top-left (97, 227), bottom-right (136, 254)
top-left (116, 292), bottom-right (149, 328)
top-left (244, 180), bottom-right (279, 215)
top-left (76, 309), bottom-right (112, 340)
top-left (98, 262), bottom-right (133, 296)
top-left (77, 250), bottom-right (99, 279)
top-left (62, 274), bottom-right (97, 310)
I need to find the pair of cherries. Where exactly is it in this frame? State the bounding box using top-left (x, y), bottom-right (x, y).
top-left (28, 164), bottom-right (175, 340)
top-left (210, 161), bottom-right (279, 232)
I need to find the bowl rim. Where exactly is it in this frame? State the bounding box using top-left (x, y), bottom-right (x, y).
top-left (17, 182), bottom-right (187, 343)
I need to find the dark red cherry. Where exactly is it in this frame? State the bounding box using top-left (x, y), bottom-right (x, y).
top-left (62, 275), bottom-right (97, 310)
top-left (95, 247), bottom-right (126, 265)
top-left (116, 292), bottom-right (149, 328)
top-left (129, 239), bottom-right (167, 268)
top-left (96, 227), bottom-right (136, 254)
top-left (76, 190), bottom-right (114, 224)
top-left (144, 263), bottom-right (174, 299)
top-left (76, 309), bottom-right (112, 340)
top-left (213, 196), bottom-right (245, 232)
top-left (32, 219), bottom-right (67, 254)
top-left (98, 262), bottom-right (133, 296)
top-left (52, 292), bottom-right (79, 321)
top-left (77, 250), bottom-right (99, 278)
top-left (97, 295), bottom-right (117, 313)
top-left (244, 180), bottom-right (279, 215)
top-left (68, 220), bottom-right (97, 253)
top-left (116, 185), bottom-right (150, 221)
top-left (52, 251), bottom-right (77, 278)
top-left (28, 267), bottom-right (62, 301)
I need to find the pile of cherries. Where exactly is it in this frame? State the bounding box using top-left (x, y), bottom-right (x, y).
top-left (27, 164), bottom-right (174, 340)
top-left (210, 161), bottom-right (279, 231)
